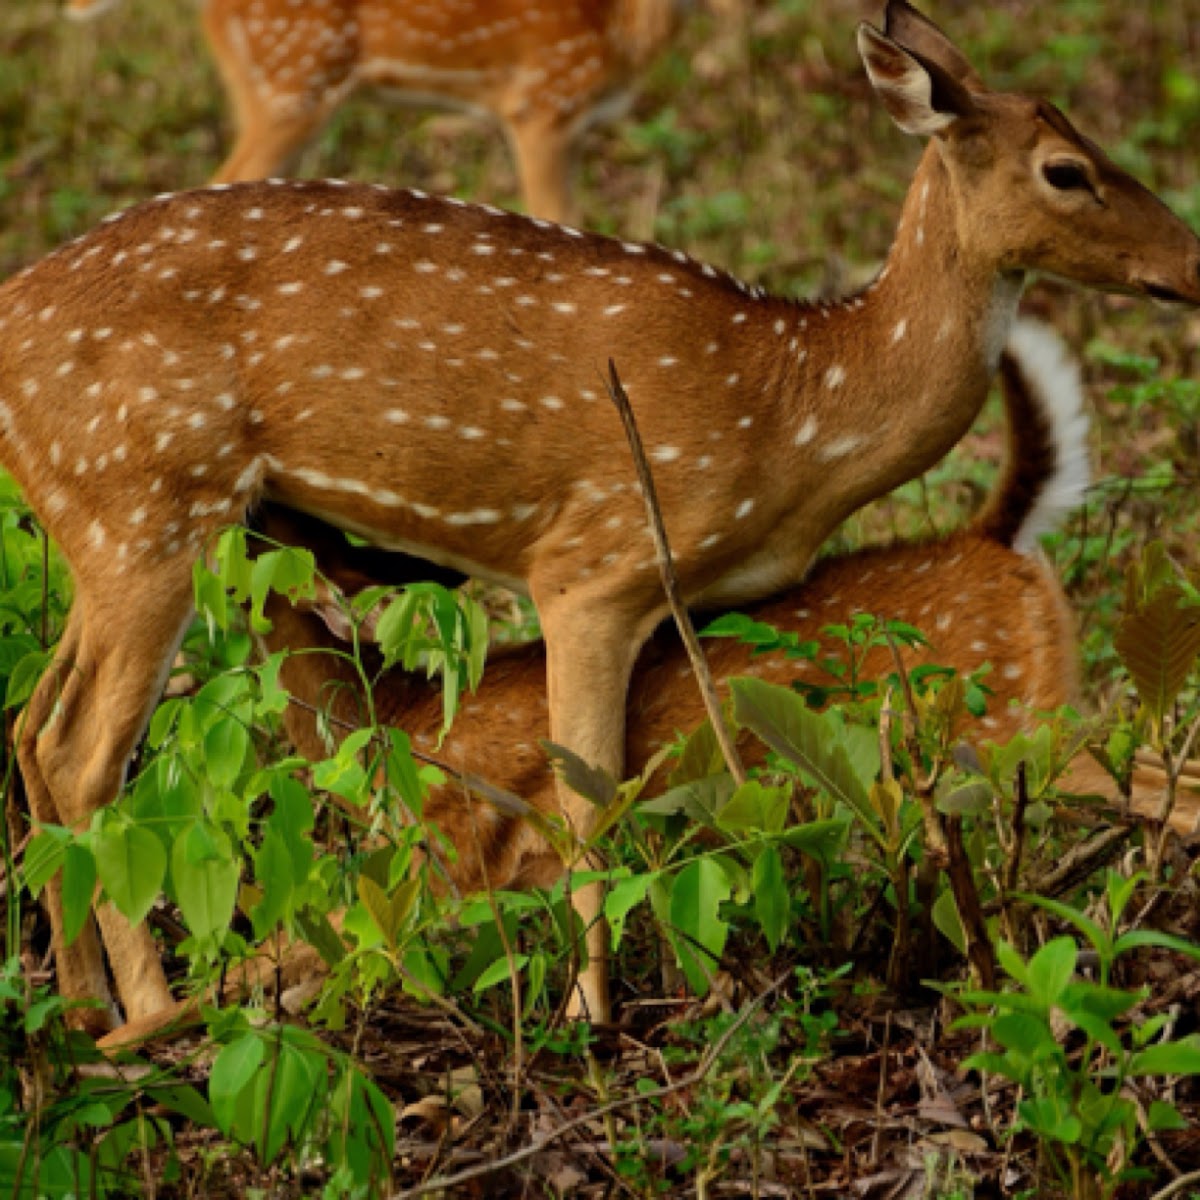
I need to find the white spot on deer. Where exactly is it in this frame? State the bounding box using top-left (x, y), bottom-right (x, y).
top-left (699, 532), bottom-right (722, 550)
top-left (553, 302), bottom-right (577, 315)
top-left (471, 243), bottom-right (496, 256)
top-left (511, 503), bottom-right (538, 522)
top-left (819, 435), bottom-right (864, 462)
top-left (794, 416), bottom-right (819, 446)
top-left (732, 313), bottom-right (747, 325)
top-left (87, 520), bottom-right (106, 549)
top-left (325, 260), bottom-right (350, 275)
top-left (604, 304), bottom-right (626, 317)
top-left (936, 614), bottom-right (952, 632)
top-left (825, 365), bottom-right (846, 390)
top-left (738, 416), bottom-right (753, 429)
top-left (459, 426), bottom-right (485, 440)
top-left (446, 509), bottom-right (502, 527)
top-left (540, 396), bottom-right (564, 411)
top-left (278, 281), bottom-right (304, 295)
top-left (424, 415), bottom-right (451, 431)
top-left (652, 446), bottom-right (681, 463)
top-left (501, 398), bottom-right (526, 412)
top-left (735, 499), bottom-right (755, 520)
top-left (892, 319), bottom-right (908, 343)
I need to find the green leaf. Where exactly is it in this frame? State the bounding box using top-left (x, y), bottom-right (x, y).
top-left (605, 871), bottom-right (658, 950)
top-left (937, 779), bottom-right (993, 817)
top-left (4, 647), bottom-right (51, 710)
top-left (473, 953), bottom-right (529, 993)
top-left (357, 876), bottom-right (419, 951)
top-left (22, 826), bottom-right (69, 896)
top-left (1128, 1036), bottom-right (1200, 1076)
top-left (931, 888), bottom-right (966, 955)
top-left (668, 718), bottom-right (727, 787)
top-left (1147, 1100), bottom-right (1187, 1132)
top-left (249, 1029), bottom-right (327, 1163)
top-left (210, 1033), bottom-right (265, 1135)
top-left (203, 714), bottom-right (251, 792)
top-left (93, 821), bottom-right (166, 927)
top-left (171, 822), bottom-right (239, 941)
top-left (992, 1011), bottom-right (1056, 1061)
top-left (730, 677), bottom-right (879, 844)
top-left (1012, 893), bottom-right (1108, 959)
top-left (1026, 936), bottom-right (1077, 1007)
top-left (717, 780), bottom-right (789, 835)
top-left (251, 830), bottom-right (295, 939)
top-left (1019, 1096), bottom-right (1081, 1144)
top-left (60, 843), bottom-right (96, 948)
top-left (1113, 928), bottom-right (1200, 963)
top-left (752, 846), bottom-right (788, 952)
top-left (148, 1084), bottom-right (216, 1127)
top-left (668, 857), bottom-right (732, 995)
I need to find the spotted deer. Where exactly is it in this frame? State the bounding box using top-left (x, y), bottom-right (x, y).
top-left (252, 319), bottom-right (1196, 901)
top-left (65, 0), bottom-right (692, 223)
top-left (9, 1), bottom-right (1200, 1039)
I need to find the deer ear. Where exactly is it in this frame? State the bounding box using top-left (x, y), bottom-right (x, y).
top-left (857, 22), bottom-right (977, 137)
top-left (883, 0), bottom-right (984, 90)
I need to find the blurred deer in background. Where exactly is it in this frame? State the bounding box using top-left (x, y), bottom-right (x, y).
top-left (12, 1), bottom-right (1200, 1038)
top-left (250, 319), bottom-right (1196, 904)
top-left (65, 0), bottom-right (694, 223)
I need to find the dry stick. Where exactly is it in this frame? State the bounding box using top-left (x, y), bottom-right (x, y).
top-left (388, 970), bottom-right (790, 1200)
top-left (945, 814), bottom-right (996, 991)
top-left (605, 360), bottom-right (747, 787)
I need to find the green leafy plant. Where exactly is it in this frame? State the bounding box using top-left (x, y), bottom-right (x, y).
top-left (953, 871), bottom-right (1200, 1198)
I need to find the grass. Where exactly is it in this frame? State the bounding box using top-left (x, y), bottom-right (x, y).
top-left (2, 1), bottom-right (1200, 1196)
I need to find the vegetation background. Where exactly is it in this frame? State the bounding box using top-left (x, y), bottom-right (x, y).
top-left (1, 1), bottom-right (1200, 1197)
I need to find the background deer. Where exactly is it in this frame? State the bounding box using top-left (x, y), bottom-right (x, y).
top-left (65, 0), bottom-right (693, 224)
top-left (9, 0), bottom-right (1200, 1038)
top-left (251, 319), bottom-right (1196, 906)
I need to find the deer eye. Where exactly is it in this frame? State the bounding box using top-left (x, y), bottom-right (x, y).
top-left (1042, 160), bottom-right (1092, 192)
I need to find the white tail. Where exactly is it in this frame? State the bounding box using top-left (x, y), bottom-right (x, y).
top-left (66, 0), bottom-right (690, 224)
top-left (13, 1), bottom-right (1200, 1037)
top-left (255, 319), bottom-right (1199, 896)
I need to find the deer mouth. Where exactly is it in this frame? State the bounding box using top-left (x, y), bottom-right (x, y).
top-left (1139, 280), bottom-right (1200, 307)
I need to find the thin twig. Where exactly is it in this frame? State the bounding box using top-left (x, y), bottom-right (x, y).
top-left (389, 970), bottom-right (790, 1199)
top-left (605, 360), bottom-right (747, 787)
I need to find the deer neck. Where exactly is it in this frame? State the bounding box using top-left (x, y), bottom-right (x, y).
top-left (781, 144), bottom-right (1026, 527)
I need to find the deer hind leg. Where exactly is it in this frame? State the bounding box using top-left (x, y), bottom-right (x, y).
top-left (20, 560), bottom-right (197, 1030)
top-left (535, 588), bottom-right (660, 1023)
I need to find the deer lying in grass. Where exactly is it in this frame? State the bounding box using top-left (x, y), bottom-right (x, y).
top-left (251, 319), bottom-right (1199, 908)
top-left (9, 1), bottom-right (1200, 1038)
top-left (65, 0), bottom-right (692, 223)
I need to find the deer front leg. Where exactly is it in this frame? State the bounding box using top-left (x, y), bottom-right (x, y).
top-left (538, 592), bottom-right (657, 1024)
top-left (210, 102), bottom-right (332, 185)
top-left (23, 569), bottom-right (196, 1032)
top-left (18, 621), bottom-right (116, 1034)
